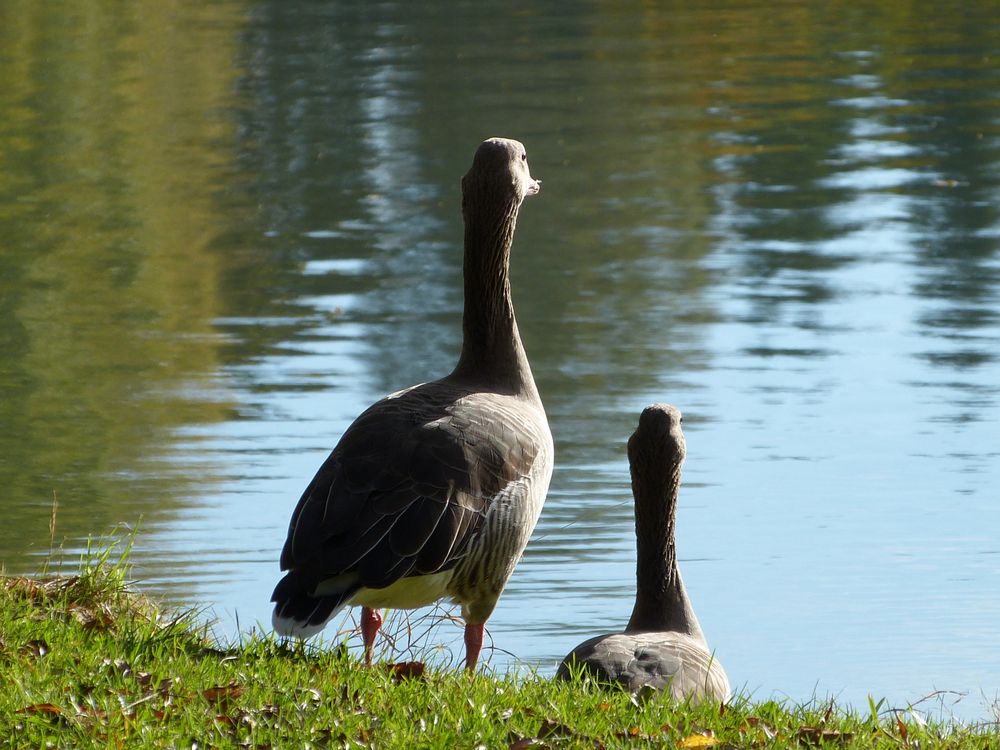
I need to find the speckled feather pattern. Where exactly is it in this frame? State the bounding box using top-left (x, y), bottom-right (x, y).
top-left (556, 631), bottom-right (730, 701)
top-left (272, 379), bottom-right (552, 629)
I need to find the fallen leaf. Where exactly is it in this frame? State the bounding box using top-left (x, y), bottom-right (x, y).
top-left (387, 661), bottom-right (426, 682)
top-left (798, 726), bottom-right (854, 745)
top-left (83, 708), bottom-right (109, 721)
top-left (258, 704), bottom-right (280, 719)
top-left (202, 683), bottom-right (245, 708)
top-left (509, 739), bottom-right (545, 750)
top-left (20, 639), bottom-right (49, 658)
top-left (310, 727), bottom-right (334, 744)
top-left (157, 678), bottom-right (174, 698)
top-left (67, 602), bottom-right (113, 630)
top-left (742, 717), bottom-right (776, 740)
top-left (537, 718), bottom-right (573, 739)
top-left (103, 658), bottom-right (131, 676)
top-left (613, 726), bottom-right (653, 743)
top-left (679, 732), bottom-right (718, 748)
top-left (16, 703), bottom-right (62, 716)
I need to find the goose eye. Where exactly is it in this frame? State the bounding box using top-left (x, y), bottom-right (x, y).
top-left (521, 152), bottom-right (527, 161)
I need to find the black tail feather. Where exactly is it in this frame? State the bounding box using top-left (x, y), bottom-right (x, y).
top-left (270, 572), bottom-right (356, 636)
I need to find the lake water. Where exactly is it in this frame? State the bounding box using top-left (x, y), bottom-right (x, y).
top-left (2, 0), bottom-right (999, 721)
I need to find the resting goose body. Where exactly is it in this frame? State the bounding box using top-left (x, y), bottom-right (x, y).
top-left (557, 404), bottom-right (729, 702)
top-left (271, 138), bottom-right (553, 671)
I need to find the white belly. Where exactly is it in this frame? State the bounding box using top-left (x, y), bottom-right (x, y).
top-left (349, 569), bottom-right (455, 610)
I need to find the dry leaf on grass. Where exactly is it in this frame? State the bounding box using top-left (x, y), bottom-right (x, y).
top-left (508, 739), bottom-right (547, 750)
top-left (387, 661), bottom-right (426, 682)
top-left (535, 719), bottom-right (606, 749)
top-left (679, 731), bottom-right (718, 748)
top-left (537, 718), bottom-right (574, 740)
top-left (740, 716), bottom-right (776, 740)
top-left (798, 726), bottom-right (854, 744)
top-left (202, 683), bottom-right (245, 708)
top-left (68, 602), bottom-right (113, 630)
top-left (19, 639), bottom-right (49, 658)
top-left (16, 703), bottom-right (63, 716)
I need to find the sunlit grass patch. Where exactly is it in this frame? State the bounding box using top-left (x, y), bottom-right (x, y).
top-left (2, 540), bottom-right (999, 748)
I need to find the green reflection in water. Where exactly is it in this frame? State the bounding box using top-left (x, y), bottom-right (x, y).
top-left (0, 0), bottom-right (251, 564)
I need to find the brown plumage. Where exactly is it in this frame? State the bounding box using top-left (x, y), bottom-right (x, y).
top-left (557, 404), bottom-right (730, 702)
top-left (271, 138), bottom-right (553, 671)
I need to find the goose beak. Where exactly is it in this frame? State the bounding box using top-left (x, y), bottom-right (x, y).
top-left (525, 179), bottom-right (541, 196)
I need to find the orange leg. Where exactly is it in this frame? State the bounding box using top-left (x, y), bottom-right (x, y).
top-left (360, 607), bottom-right (382, 665)
top-left (464, 622), bottom-right (484, 673)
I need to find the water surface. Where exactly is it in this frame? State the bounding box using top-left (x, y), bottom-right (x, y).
top-left (2, 0), bottom-right (999, 720)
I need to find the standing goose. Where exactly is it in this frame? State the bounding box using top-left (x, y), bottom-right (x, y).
top-left (557, 404), bottom-right (729, 702)
top-left (271, 137), bottom-right (553, 672)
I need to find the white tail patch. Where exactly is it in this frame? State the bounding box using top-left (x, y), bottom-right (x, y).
top-left (271, 602), bottom-right (340, 639)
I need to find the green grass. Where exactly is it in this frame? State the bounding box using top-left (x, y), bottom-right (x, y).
top-left (2, 545), bottom-right (998, 748)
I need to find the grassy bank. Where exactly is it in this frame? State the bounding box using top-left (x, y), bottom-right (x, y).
top-left (2, 549), bottom-right (997, 748)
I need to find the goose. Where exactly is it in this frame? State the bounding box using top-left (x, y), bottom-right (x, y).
top-left (557, 404), bottom-right (729, 702)
top-left (271, 137), bottom-right (553, 672)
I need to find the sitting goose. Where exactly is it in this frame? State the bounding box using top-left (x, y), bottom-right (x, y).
top-left (557, 404), bottom-right (729, 702)
top-left (271, 138), bottom-right (553, 672)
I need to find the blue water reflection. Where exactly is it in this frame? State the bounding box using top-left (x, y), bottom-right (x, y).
top-left (1, 0), bottom-right (998, 721)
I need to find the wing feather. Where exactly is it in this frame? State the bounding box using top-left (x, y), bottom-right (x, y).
top-left (414, 504), bottom-right (476, 574)
top-left (277, 382), bottom-right (538, 598)
top-left (390, 494), bottom-right (452, 557)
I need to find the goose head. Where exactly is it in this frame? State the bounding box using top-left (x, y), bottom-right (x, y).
top-left (628, 404), bottom-right (686, 510)
top-left (462, 137), bottom-right (540, 213)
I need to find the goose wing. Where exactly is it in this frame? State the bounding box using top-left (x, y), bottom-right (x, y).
top-left (278, 382), bottom-right (538, 595)
top-left (558, 632), bottom-right (730, 702)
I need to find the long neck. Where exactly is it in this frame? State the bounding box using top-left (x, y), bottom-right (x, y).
top-left (450, 197), bottom-right (536, 398)
top-left (625, 458), bottom-right (705, 641)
